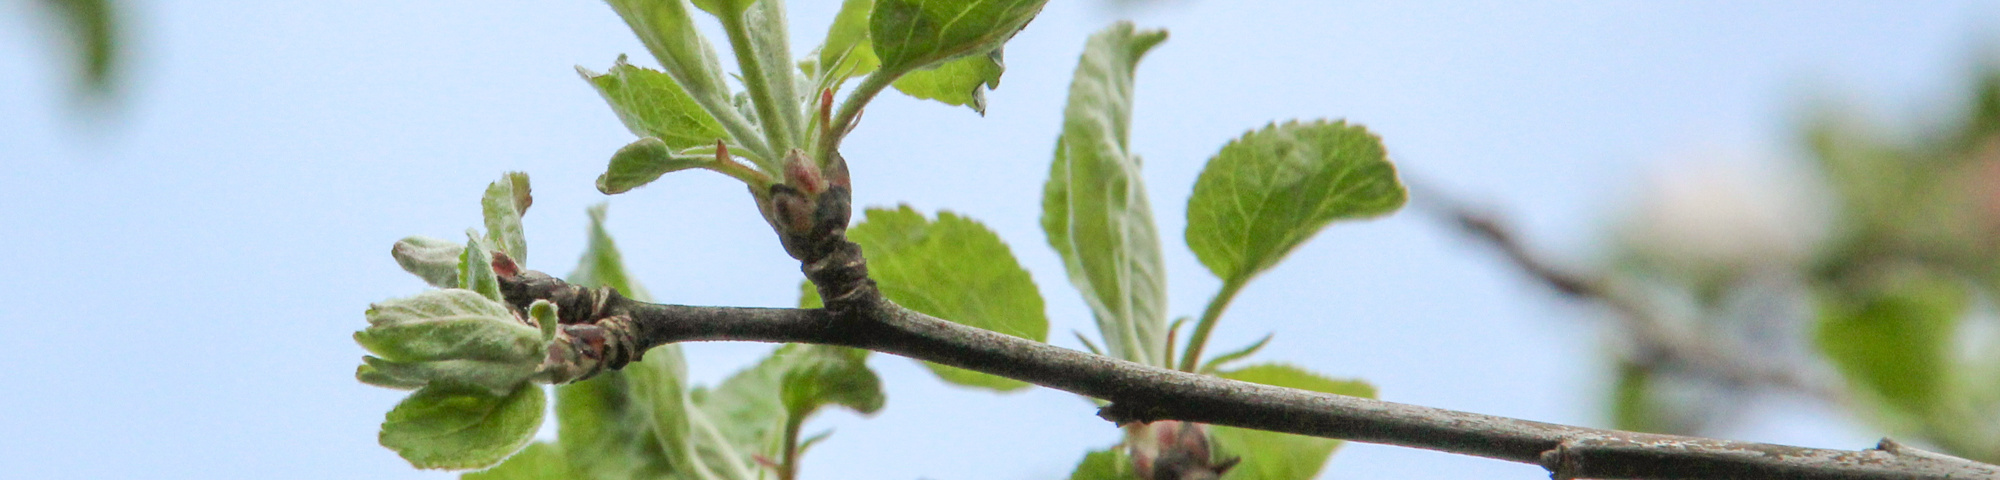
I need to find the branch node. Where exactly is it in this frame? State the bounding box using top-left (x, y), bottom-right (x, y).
top-left (1537, 442), bottom-right (1580, 480)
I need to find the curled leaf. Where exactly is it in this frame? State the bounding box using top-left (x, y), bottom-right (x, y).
top-left (392, 235), bottom-right (463, 288)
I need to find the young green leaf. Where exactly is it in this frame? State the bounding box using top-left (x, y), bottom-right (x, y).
top-left (556, 354), bottom-right (689, 480)
top-left (362, 356), bottom-right (541, 396)
top-left (357, 289), bottom-right (541, 369)
top-left (568, 204), bottom-right (654, 302)
top-left (392, 235), bottom-right (463, 288)
top-left (582, 58), bottom-right (731, 150)
top-left (356, 293), bottom-right (544, 365)
top-left (462, 442), bottom-right (579, 480)
top-left (696, 345), bottom-right (885, 447)
top-left (1208, 364), bottom-right (1374, 480)
top-left (690, 0), bottom-right (751, 17)
top-left (1185, 120), bottom-right (1405, 285)
top-left (891, 49), bottom-right (1004, 114)
top-left (814, 0), bottom-right (880, 85)
top-left (675, 344), bottom-right (882, 480)
top-left (596, 137), bottom-right (715, 195)
top-left (603, 0), bottom-right (765, 158)
top-left (1065, 447), bottom-right (1136, 480)
top-left (1043, 23), bottom-right (1171, 367)
top-left (777, 345), bottom-right (886, 418)
top-left (460, 232), bottom-right (504, 303)
top-left (868, 0), bottom-right (1046, 77)
top-left (483, 172), bottom-right (532, 265)
top-left (380, 382), bottom-right (546, 470)
top-left (555, 206), bottom-right (683, 480)
top-left (1817, 272), bottom-right (1966, 421)
top-left (742, 0), bottom-right (805, 150)
top-left (832, 205), bottom-right (1048, 391)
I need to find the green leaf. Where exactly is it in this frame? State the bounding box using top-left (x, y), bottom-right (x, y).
top-left (462, 442), bottom-right (578, 480)
top-left (568, 204), bottom-right (654, 302)
top-left (1610, 360), bottom-right (1667, 434)
top-left (742, 0), bottom-right (804, 148)
top-left (692, 344), bottom-right (884, 469)
top-left (1042, 23), bottom-right (1171, 367)
top-left (1817, 272), bottom-right (1967, 421)
top-left (691, 0), bottom-right (752, 16)
top-left (392, 235), bottom-right (463, 288)
top-left (1209, 364), bottom-right (1373, 480)
top-left (869, 0), bottom-right (1046, 76)
top-left (837, 205), bottom-right (1047, 390)
top-left (596, 137), bottom-right (714, 195)
top-left (1067, 447), bottom-right (1137, 480)
top-left (554, 204), bottom-right (683, 480)
top-left (582, 58), bottom-right (731, 150)
top-left (482, 172), bottom-right (532, 264)
top-left (603, 0), bottom-right (753, 156)
top-left (381, 383), bottom-right (546, 470)
top-left (1185, 120), bottom-right (1405, 284)
top-left (813, 0), bottom-right (880, 85)
top-left (460, 232), bottom-right (504, 303)
top-left (555, 354), bottom-right (687, 480)
top-left (891, 49), bottom-right (1004, 114)
top-left (778, 346), bottom-right (886, 417)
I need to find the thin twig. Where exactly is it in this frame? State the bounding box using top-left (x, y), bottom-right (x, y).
top-left (1421, 189), bottom-right (1847, 404)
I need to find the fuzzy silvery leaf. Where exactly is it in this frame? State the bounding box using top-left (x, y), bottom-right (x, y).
top-left (460, 232), bottom-right (503, 303)
top-left (392, 235), bottom-right (462, 288)
top-left (482, 172), bottom-right (532, 265)
top-left (1042, 23), bottom-right (1171, 367)
top-left (596, 137), bottom-right (713, 195)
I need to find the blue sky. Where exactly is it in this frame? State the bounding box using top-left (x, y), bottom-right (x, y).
top-left (2, 1), bottom-right (1996, 479)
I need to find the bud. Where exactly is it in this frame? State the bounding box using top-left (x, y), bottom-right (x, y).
top-left (1126, 421), bottom-right (1238, 480)
top-left (782, 148), bottom-right (826, 195)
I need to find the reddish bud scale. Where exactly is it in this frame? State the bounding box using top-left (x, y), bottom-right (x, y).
top-left (782, 149), bottom-right (826, 195)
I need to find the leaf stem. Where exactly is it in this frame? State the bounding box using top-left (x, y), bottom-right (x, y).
top-left (816, 72), bottom-right (894, 164)
top-left (718, 11), bottom-right (795, 158)
top-left (1177, 277), bottom-right (1247, 372)
top-left (778, 413), bottom-right (805, 480)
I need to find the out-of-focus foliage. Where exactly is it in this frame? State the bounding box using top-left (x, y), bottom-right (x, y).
top-left (30, 0), bottom-right (123, 104)
top-left (1597, 62), bottom-right (2000, 462)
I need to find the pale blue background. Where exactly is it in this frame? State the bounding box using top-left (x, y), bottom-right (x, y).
top-left (1, 1), bottom-right (1991, 479)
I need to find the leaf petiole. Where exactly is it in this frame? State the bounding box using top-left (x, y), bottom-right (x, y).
top-left (817, 71), bottom-right (894, 165)
top-left (1178, 277), bottom-right (1247, 372)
